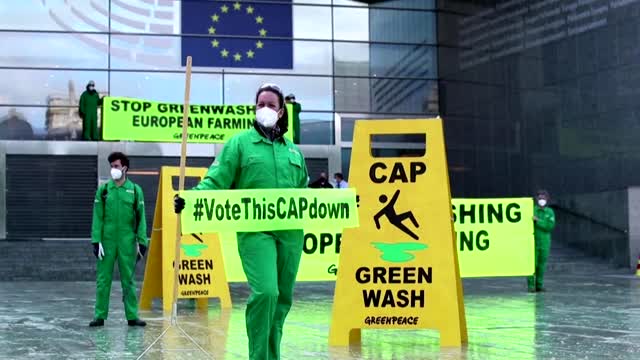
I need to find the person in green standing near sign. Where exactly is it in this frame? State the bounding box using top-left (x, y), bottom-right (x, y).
top-left (285, 93), bottom-right (301, 144)
top-left (89, 152), bottom-right (148, 327)
top-left (79, 80), bottom-right (103, 141)
top-left (527, 189), bottom-right (556, 293)
top-left (174, 84), bottom-right (309, 360)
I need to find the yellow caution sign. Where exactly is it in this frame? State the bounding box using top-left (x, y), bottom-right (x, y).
top-left (139, 166), bottom-right (232, 313)
top-left (328, 118), bottom-right (467, 347)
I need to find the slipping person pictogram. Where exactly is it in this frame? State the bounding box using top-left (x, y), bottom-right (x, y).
top-left (373, 189), bottom-right (420, 240)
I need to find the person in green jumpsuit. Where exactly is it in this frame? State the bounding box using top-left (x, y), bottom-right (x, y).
top-left (89, 152), bottom-right (148, 327)
top-left (79, 80), bottom-right (102, 141)
top-left (174, 84), bottom-right (309, 360)
top-left (528, 189), bottom-right (556, 293)
top-left (285, 93), bottom-right (301, 144)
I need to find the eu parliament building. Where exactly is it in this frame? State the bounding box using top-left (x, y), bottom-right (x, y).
top-left (0, 0), bottom-right (638, 270)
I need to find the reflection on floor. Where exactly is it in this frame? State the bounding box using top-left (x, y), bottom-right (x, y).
top-left (2, 268), bottom-right (640, 359)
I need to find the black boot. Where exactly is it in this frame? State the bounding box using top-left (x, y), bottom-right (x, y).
top-left (128, 319), bottom-right (146, 327)
top-left (89, 319), bottom-right (104, 327)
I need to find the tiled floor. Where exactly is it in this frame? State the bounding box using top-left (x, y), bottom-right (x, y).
top-left (2, 262), bottom-right (640, 360)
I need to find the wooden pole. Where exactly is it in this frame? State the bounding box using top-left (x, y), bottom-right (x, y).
top-left (171, 56), bottom-right (192, 325)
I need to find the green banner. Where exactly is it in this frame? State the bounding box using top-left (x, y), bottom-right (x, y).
top-left (102, 96), bottom-right (293, 143)
top-left (216, 198), bottom-right (534, 282)
top-left (180, 188), bottom-right (359, 234)
top-left (453, 198), bottom-right (534, 277)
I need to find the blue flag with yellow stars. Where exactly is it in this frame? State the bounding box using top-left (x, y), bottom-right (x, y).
top-left (181, 0), bottom-right (293, 69)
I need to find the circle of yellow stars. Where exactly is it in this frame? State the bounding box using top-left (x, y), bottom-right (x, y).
top-left (207, 1), bottom-right (268, 62)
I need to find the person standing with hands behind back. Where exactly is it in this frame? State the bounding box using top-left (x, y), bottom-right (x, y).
top-left (174, 84), bottom-right (309, 360)
top-left (528, 189), bottom-right (556, 293)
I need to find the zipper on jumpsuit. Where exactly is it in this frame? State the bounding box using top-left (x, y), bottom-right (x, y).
top-left (110, 189), bottom-right (119, 244)
top-left (115, 189), bottom-right (120, 237)
top-left (115, 188), bottom-right (121, 246)
top-left (272, 140), bottom-right (278, 188)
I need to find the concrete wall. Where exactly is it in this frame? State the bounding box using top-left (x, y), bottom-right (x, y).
top-left (0, 240), bottom-right (147, 281)
top-left (554, 190), bottom-right (630, 269)
top-left (0, 140), bottom-right (342, 240)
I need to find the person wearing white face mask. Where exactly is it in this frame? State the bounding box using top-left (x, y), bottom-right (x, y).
top-left (174, 83), bottom-right (309, 360)
top-left (89, 152), bottom-right (148, 327)
top-left (527, 189), bottom-right (556, 293)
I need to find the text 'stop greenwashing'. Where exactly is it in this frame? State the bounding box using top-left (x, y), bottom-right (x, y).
top-left (180, 188), bottom-right (359, 234)
top-left (102, 96), bottom-right (293, 143)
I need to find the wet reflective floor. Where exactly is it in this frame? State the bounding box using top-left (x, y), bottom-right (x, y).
top-left (2, 266), bottom-right (640, 359)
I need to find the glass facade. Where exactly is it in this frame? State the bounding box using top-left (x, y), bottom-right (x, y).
top-left (12, 0), bottom-right (640, 199)
top-left (437, 0), bottom-right (640, 197)
top-left (0, 0), bottom-right (438, 153)
top-left (337, 0), bottom-right (438, 179)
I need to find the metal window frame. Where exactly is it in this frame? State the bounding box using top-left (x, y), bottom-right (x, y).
top-left (0, 2), bottom-right (439, 239)
top-left (0, 141), bottom-right (340, 240)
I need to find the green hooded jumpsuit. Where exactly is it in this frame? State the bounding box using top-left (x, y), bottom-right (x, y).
top-left (79, 87), bottom-right (101, 140)
top-left (91, 179), bottom-right (148, 321)
top-left (290, 101), bottom-right (301, 144)
top-left (192, 126), bottom-right (309, 360)
top-left (527, 204), bottom-right (555, 291)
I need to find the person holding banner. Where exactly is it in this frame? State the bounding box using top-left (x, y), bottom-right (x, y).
top-left (79, 80), bottom-right (103, 141)
top-left (285, 93), bottom-right (301, 144)
top-left (174, 83), bottom-right (309, 360)
top-left (528, 189), bottom-right (556, 293)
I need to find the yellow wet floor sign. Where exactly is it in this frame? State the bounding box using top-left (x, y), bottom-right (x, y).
top-left (328, 118), bottom-right (468, 347)
top-left (140, 166), bottom-right (232, 313)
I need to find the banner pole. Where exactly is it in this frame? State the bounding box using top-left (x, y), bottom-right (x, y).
top-left (171, 55), bottom-right (192, 325)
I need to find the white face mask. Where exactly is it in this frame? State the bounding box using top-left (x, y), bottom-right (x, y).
top-left (256, 107), bottom-right (279, 128)
top-left (110, 168), bottom-right (123, 180)
top-left (537, 199), bottom-right (547, 207)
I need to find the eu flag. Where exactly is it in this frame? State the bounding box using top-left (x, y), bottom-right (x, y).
top-left (181, 0), bottom-right (293, 69)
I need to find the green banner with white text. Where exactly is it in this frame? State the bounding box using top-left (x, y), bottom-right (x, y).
top-left (102, 96), bottom-right (293, 143)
